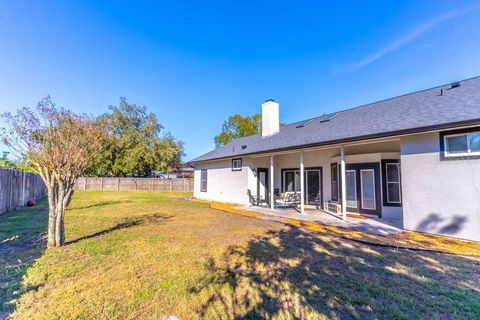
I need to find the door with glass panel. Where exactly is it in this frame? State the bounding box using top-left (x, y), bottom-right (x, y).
top-left (345, 163), bottom-right (381, 215)
top-left (257, 168), bottom-right (269, 206)
top-left (306, 169), bottom-right (322, 206)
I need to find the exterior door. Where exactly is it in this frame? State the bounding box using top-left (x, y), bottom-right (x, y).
top-left (282, 168), bottom-right (323, 206)
top-left (306, 169), bottom-right (322, 206)
top-left (345, 163), bottom-right (381, 216)
top-left (257, 168), bottom-right (269, 205)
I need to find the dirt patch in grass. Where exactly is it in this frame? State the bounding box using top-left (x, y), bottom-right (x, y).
top-left (4, 191), bottom-right (480, 319)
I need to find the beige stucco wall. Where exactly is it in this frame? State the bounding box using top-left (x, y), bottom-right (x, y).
top-left (401, 132), bottom-right (480, 241)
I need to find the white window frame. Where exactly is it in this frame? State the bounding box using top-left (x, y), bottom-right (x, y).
top-left (200, 169), bottom-right (207, 192)
top-left (444, 131), bottom-right (480, 157)
top-left (232, 158), bottom-right (242, 171)
top-left (360, 169), bottom-right (376, 210)
top-left (385, 163), bottom-right (401, 204)
top-left (345, 169), bottom-right (357, 208)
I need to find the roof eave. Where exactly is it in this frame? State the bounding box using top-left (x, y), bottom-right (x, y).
top-left (189, 118), bottom-right (480, 164)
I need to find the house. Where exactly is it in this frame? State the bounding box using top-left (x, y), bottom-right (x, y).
top-left (190, 77), bottom-right (480, 242)
top-left (151, 171), bottom-right (178, 179)
top-left (174, 163), bottom-right (195, 179)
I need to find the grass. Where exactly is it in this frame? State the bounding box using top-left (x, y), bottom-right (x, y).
top-left (1, 191), bottom-right (479, 319)
top-left (200, 200), bottom-right (480, 255)
top-left (0, 199), bottom-right (48, 319)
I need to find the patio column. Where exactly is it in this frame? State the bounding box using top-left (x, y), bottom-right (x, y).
top-left (300, 151), bottom-right (305, 215)
top-left (340, 146), bottom-right (347, 221)
top-left (270, 155), bottom-right (274, 209)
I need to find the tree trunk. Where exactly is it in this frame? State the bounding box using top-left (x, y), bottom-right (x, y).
top-left (47, 186), bottom-right (57, 247)
top-left (54, 183), bottom-right (65, 246)
top-left (46, 179), bottom-right (75, 247)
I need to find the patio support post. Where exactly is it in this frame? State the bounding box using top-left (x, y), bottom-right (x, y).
top-left (300, 151), bottom-right (305, 215)
top-left (270, 155), bottom-right (274, 209)
top-left (340, 146), bottom-right (347, 221)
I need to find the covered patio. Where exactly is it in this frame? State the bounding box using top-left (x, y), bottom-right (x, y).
top-left (237, 205), bottom-right (403, 236)
top-left (248, 137), bottom-right (403, 222)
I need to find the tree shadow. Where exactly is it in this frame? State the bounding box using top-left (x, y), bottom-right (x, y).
top-left (416, 213), bottom-right (468, 237)
top-left (0, 203), bottom-right (48, 318)
top-left (66, 213), bottom-right (175, 245)
top-left (191, 226), bottom-right (480, 319)
top-left (68, 200), bottom-right (132, 210)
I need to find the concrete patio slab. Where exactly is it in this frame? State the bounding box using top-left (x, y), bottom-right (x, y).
top-left (237, 205), bottom-right (404, 236)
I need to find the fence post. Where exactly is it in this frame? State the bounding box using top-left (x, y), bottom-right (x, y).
top-left (84, 177), bottom-right (87, 190)
top-left (21, 171), bottom-right (25, 207)
top-left (169, 179), bottom-right (172, 192)
top-left (100, 177), bottom-right (104, 190)
top-left (9, 170), bottom-right (13, 211)
top-left (118, 178), bottom-right (121, 191)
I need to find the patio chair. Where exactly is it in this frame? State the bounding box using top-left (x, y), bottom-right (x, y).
top-left (275, 191), bottom-right (301, 208)
top-left (247, 189), bottom-right (269, 207)
top-left (247, 189), bottom-right (258, 206)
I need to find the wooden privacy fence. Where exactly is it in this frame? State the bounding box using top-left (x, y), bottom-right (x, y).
top-left (75, 177), bottom-right (194, 192)
top-left (0, 168), bottom-right (47, 215)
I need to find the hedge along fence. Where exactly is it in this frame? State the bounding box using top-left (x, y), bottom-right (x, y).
top-left (75, 177), bottom-right (194, 193)
top-left (0, 168), bottom-right (47, 215)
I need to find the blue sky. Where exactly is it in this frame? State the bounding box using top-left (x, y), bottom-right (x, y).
top-left (1, 1), bottom-right (480, 160)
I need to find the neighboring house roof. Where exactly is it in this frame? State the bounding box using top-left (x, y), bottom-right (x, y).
top-left (191, 76), bottom-right (480, 163)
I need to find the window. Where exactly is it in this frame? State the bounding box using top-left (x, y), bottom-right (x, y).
top-left (381, 160), bottom-right (401, 206)
top-left (345, 170), bottom-right (356, 208)
top-left (331, 163), bottom-right (339, 201)
top-left (283, 170), bottom-right (300, 192)
top-left (200, 169), bottom-right (207, 192)
top-left (232, 158), bottom-right (242, 171)
top-left (444, 132), bottom-right (480, 156)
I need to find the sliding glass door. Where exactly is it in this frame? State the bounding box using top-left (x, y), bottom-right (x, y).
top-left (282, 168), bottom-right (322, 206)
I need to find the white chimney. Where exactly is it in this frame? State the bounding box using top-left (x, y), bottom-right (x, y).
top-left (261, 99), bottom-right (280, 137)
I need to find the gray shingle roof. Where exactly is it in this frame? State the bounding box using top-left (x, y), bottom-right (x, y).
top-left (191, 76), bottom-right (480, 163)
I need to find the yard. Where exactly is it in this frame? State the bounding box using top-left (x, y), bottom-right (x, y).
top-left (1, 191), bottom-right (480, 319)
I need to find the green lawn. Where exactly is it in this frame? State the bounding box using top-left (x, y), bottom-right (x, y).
top-left (1, 191), bottom-right (480, 319)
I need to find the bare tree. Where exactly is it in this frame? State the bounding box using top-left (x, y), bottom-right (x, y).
top-left (1, 97), bottom-right (108, 247)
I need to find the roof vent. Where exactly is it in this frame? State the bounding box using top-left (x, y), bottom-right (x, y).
top-left (241, 145), bottom-right (247, 150)
top-left (450, 82), bottom-right (460, 89)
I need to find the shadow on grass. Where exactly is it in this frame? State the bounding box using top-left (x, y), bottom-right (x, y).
top-left (69, 200), bottom-right (133, 210)
top-left (191, 227), bottom-right (480, 319)
top-left (0, 202), bottom-right (48, 318)
top-left (66, 213), bottom-right (175, 245)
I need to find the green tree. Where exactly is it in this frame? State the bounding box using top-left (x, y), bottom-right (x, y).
top-left (87, 98), bottom-right (184, 176)
top-left (214, 113), bottom-right (262, 148)
top-left (0, 151), bottom-right (16, 168)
